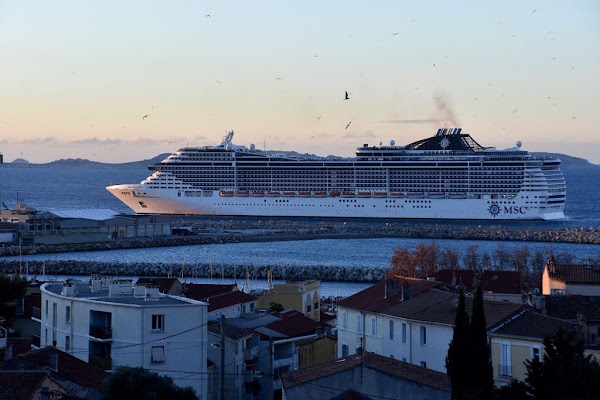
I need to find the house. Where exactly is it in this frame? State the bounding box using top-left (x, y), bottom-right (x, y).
top-left (537, 294), bottom-right (600, 345)
top-left (0, 347), bottom-right (108, 399)
top-left (255, 280), bottom-right (321, 321)
top-left (207, 321), bottom-right (261, 400)
top-left (427, 269), bottom-right (522, 303)
top-left (135, 277), bottom-right (183, 295)
top-left (489, 308), bottom-right (572, 385)
top-left (34, 276), bottom-right (208, 398)
top-left (296, 333), bottom-right (337, 369)
top-left (184, 283), bottom-right (258, 321)
top-left (282, 351), bottom-right (451, 400)
top-left (0, 370), bottom-right (66, 400)
top-left (542, 259), bottom-right (600, 295)
top-left (226, 309), bottom-right (319, 400)
top-left (337, 276), bottom-right (525, 373)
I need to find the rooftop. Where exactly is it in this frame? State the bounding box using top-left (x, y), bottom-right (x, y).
top-left (183, 283), bottom-right (237, 300)
top-left (135, 277), bottom-right (182, 294)
top-left (428, 269), bottom-right (521, 294)
top-left (0, 370), bottom-right (48, 400)
top-left (46, 209), bottom-right (119, 221)
top-left (208, 321), bottom-right (254, 340)
top-left (204, 290), bottom-right (257, 312)
top-left (282, 352), bottom-right (450, 393)
top-left (43, 282), bottom-right (203, 307)
top-left (545, 262), bottom-right (600, 284)
top-left (491, 309), bottom-right (573, 340)
top-left (544, 295), bottom-right (600, 321)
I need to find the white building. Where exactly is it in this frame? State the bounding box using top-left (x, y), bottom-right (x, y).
top-left (337, 276), bottom-right (525, 373)
top-left (35, 276), bottom-right (208, 399)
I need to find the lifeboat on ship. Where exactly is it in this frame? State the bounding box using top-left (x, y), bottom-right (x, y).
top-left (357, 192), bottom-right (372, 198)
top-left (341, 191), bottom-right (355, 198)
top-left (298, 191), bottom-right (312, 197)
top-left (267, 191), bottom-right (280, 197)
top-left (428, 192), bottom-right (445, 199)
top-left (251, 191), bottom-right (265, 197)
top-left (407, 192), bottom-right (424, 199)
top-left (313, 191), bottom-right (326, 197)
top-left (449, 192), bottom-right (467, 199)
top-left (283, 191), bottom-right (296, 197)
top-left (219, 190), bottom-right (234, 197)
top-left (390, 192), bottom-right (404, 198)
top-left (373, 192), bottom-right (388, 198)
top-left (329, 191), bottom-right (341, 197)
top-left (236, 190), bottom-right (249, 197)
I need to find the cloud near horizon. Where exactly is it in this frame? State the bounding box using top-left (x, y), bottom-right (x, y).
top-left (341, 131), bottom-right (377, 139)
top-left (375, 119), bottom-right (444, 124)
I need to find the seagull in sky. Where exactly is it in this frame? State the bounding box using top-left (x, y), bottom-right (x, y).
top-left (344, 91), bottom-right (350, 100)
top-left (317, 116), bottom-right (321, 120)
top-left (143, 115), bottom-right (149, 119)
top-left (532, 9), bottom-right (539, 13)
top-left (345, 122), bottom-right (351, 129)
top-left (392, 32), bottom-right (399, 36)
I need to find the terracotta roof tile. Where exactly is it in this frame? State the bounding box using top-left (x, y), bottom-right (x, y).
top-left (283, 352), bottom-right (450, 392)
top-left (0, 370), bottom-right (47, 400)
top-left (428, 269), bottom-right (521, 294)
top-left (205, 291), bottom-right (257, 312)
top-left (183, 283), bottom-right (237, 300)
top-left (337, 277), bottom-right (442, 313)
top-left (263, 310), bottom-right (317, 338)
top-left (545, 295), bottom-right (600, 321)
top-left (208, 321), bottom-right (254, 340)
top-left (547, 263), bottom-right (600, 284)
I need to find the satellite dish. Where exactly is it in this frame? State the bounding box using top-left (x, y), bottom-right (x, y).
top-left (390, 140), bottom-right (395, 146)
top-left (250, 143), bottom-right (256, 150)
top-left (516, 141), bottom-right (522, 149)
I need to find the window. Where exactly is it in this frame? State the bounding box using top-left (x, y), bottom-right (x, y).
top-left (342, 312), bottom-right (348, 330)
top-left (402, 323), bottom-right (407, 343)
top-left (389, 321), bottom-right (394, 340)
top-left (151, 346), bottom-right (165, 363)
top-left (501, 343), bottom-right (511, 376)
top-left (420, 326), bottom-right (427, 346)
top-left (45, 300), bottom-right (48, 317)
top-left (402, 357), bottom-right (406, 362)
top-left (152, 314), bottom-right (164, 331)
top-left (421, 361), bottom-right (427, 368)
top-left (531, 346), bottom-right (541, 362)
top-left (371, 317), bottom-right (377, 335)
top-left (65, 335), bottom-right (70, 352)
top-left (342, 344), bottom-right (349, 357)
top-left (307, 304), bottom-right (311, 313)
top-left (45, 328), bottom-right (48, 345)
top-left (357, 314), bottom-right (362, 333)
top-left (66, 306), bottom-right (71, 324)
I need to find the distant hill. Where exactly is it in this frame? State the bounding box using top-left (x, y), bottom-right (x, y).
top-left (1, 151), bottom-right (596, 168)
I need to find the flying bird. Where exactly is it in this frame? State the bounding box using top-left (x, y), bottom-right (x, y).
top-left (392, 32), bottom-right (399, 36)
top-left (345, 122), bottom-right (351, 129)
top-left (143, 115), bottom-right (149, 119)
top-left (317, 116), bottom-right (321, 120)
top-left (532, 9), bottom-right (539, 13)
top-left (205, 14), bottom-right (211, 18)
top-left (344, 91), bottom-right (350, 100)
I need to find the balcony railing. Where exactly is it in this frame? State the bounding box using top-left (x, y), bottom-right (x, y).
top-left (32, 307), bottom-right (41, 320)
top-left (89, 324), bottom-right (112, 340)
top-left (89, 355), bottom-right (112, 370)
top-left (243, 370), bottom-right (261, 383)
top-left (244, 346), bottom-right (259, 360)
top-left (32, 334), bottom-right (41, 348)
top-left (498, 364), bottom-right (512, 377)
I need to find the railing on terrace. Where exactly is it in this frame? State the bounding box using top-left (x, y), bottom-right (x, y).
top-left (32, 307), bottom-right (41, 320)
top-left (89, 325), bottom-right (112, 340)
top-left (32, 334), bottom-right (41, 348)
top-left (89, 355), bottom-right (112, 370)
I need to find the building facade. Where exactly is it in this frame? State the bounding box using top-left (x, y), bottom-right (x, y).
top-left (542, 259), bottom-right (600, 295)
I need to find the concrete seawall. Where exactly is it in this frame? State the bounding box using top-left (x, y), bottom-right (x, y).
top-left (0, 260), bottom-right (386, 283)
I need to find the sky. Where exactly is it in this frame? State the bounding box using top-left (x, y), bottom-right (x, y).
top-left (0, 1), bottom-right (599, 164)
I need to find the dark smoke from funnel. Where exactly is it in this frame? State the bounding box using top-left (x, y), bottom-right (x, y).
top-left (432, 93), bottom-right (459, 127)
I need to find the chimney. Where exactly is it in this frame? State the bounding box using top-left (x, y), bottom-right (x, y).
top-left (108, 279), bottom-right (134, 297)
top-left (384, 278), bottom-right (398, 299)
top-left (401, 281), bottom-right (410, 301)
top-left (49, 351), bottom-right (58, 371)
top-left (61, 282), bottom-right (76, 297)
top-left (533, 290), bottom-right (546, 315)
top-left (144, 286), bottom-right (160, 301)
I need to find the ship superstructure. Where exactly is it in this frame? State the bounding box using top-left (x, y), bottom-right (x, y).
top-left (107, 128), bottom-right (566, 220)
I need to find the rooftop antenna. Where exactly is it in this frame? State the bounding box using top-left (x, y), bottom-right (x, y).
top-left (209, 256), bottom-right (213, 283)
top-left (244, 264), bottom-right (250, 293)
top-left (180, 256), bottom-right (185, 282)
top-left (233, 265), bottom-right (237, 286)
top-left (267, 267), bottom-right (273, 291)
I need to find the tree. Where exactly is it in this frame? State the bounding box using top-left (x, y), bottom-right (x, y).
top-left (0, 273), bottom-right (28, 325)
top-left (493, 244), bottom-right (511, 270)
top-left (413, 242), bottom-right (439, 278)
top-left (524, 327), bottom-right (600, 400)
top-left (439, 248), bottom-right (461, 271)
top-left (269, 302), bottom-right (283, 312)
top-left (463, 245), bottom-right (479, 271)
top-left (481, 252), bottom-right (492, 271)
top-left (465, 278), bottom-right (494, 399)
top-left (390, 247), bottom-right (416, 277)
top-left (445, 286), bottom-right (470, 399)
top-left (102, 367), bottom-right (198, 400)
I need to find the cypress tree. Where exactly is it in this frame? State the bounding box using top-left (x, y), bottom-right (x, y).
top-left (466, 277), bottom-right (494, 399)
top-left (445, 285), bottom-right (470, 399)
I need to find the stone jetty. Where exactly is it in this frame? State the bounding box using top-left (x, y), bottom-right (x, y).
top-left (0, 260), bottom-right (386, 283)
top-left (1, 219), bottom-right (599, 257)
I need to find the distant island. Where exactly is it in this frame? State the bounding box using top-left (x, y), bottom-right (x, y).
top-left (2, 152), bottom-right (598, 169)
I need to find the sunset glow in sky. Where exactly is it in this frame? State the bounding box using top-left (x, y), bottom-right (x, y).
top-left (1, 1), bottom-right (599, 163)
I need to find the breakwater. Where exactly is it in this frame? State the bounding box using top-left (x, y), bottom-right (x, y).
top-left (0, 260), bottom-right (386, 283)
top-left (2, 220), bottom-right (599, 257)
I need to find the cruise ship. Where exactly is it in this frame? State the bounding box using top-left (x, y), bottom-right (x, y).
top-left (107, 128), bottom-right (566, 220)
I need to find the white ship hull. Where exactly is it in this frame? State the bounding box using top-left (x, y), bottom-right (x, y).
top-left (107, 185), bottom-right (565, 220)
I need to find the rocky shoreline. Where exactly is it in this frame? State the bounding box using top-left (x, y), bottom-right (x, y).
top-left (1, 220), bottom-right (599, 257)
top-left (0, 260), bottom-right (385, 283)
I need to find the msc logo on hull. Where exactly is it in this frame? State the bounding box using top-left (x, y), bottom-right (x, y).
top-left (488, 201), bottom-right (529, 217)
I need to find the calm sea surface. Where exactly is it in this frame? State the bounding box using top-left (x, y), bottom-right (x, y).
top-left (1, 165), bottom-right (599, 296)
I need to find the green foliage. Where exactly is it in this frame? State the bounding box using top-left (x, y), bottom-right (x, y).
top-left (102, 367), bottom-right (198, 400)
top-left (0, 273), bottom-right (28, 323)
top-left (445, 286), bottom-right (470, 399)
top-left (269, 302), bottom-right (284, 312)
